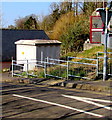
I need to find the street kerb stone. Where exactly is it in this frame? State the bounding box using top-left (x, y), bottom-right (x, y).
top-left (85, 84), bottom-right (91, 90)
top-left (81, 84), bottom-right (88, 90)
top-left (76, 84), bottom-right (83, 89)
top-left (60, 82), bottom-right (66, 87)
top-left (90, 86), bottom-right (96, 91)
top-left (66, 83), bottom-right (76, 88)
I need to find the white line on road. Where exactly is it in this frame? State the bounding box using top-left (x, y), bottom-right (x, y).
top-left (62, 94), bottom-right (112, 111)
top-left (13, 94), bottom-right (103, 118)
top-left (74, 96), bottom-right (112, 103)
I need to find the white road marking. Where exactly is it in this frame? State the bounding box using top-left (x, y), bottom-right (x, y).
top-left (74, 96), bottom-right (112, 103)
top-left (13, 94), bottom-right (103, 118)
top-left (62, 94), bottom-right (112, 111)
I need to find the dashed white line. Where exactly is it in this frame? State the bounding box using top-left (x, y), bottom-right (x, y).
top-left (62, 94), bottom-right (112, 110)
top-left (13, 94), bottom-right (103, 118)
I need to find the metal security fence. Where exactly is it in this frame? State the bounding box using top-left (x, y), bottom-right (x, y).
top-left (12, 59), bottom-right (45, 78)
top-left (11, 53), bottom-right (112, 80)
top-left (68, 57), bottom-right (98, 80)
top-left (12, 60), bottom-right (26, 77)
top-left (12, 58), bottom-right (68, 79)
top-left (45, 58), bottom-right (68, 79)
top-left (28, 60), bottom-right (45, 77)
top-left (97, 52), bottom-right (112, 76)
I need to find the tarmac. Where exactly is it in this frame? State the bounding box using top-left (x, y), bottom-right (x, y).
top-left (1, 72), bottom-right (112, 94)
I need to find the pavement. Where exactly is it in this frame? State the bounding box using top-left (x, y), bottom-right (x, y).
top-left (1, 72), bottom-right (112, 94)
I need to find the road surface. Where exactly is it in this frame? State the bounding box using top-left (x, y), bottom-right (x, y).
top-left (2, 83), bottom-right (112, 119)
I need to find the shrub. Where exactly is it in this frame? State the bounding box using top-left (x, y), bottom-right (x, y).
top-left (59, 14), bottom-right (89, 55)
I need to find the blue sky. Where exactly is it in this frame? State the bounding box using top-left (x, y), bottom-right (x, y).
top-left (2, 2), bottom-right (52, 27)
top-left (2, 0), bottom-right (111, 28)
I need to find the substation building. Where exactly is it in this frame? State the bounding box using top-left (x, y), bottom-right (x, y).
top-left (15, 39), bottom-right (61, 70)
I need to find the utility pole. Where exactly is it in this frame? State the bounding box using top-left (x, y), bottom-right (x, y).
top-left (103, 6), bottom-right (108, 81)
top-left (96, 1), bottom-right (112, 81)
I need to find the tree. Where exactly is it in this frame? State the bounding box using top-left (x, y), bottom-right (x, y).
top-left (59, 1), bottom-right (72, 14)
top-left (15, 14), bottom-right (39, 29)
top-left (51, 11), bottom-right (75, 40)
top-left (41, 1), bottom-right (73, 32)
top-left (7, 25), bottom-right (16, 29)
top-left (59, 14), bottom-right (89, 54)
top-left (81, 2), bottom-right (104, 16)
top-left (24, 16), bottom-right (39, 29)
top-left (0, 12), bottom-right (8, 29)
top-left (15, 17), bottom-right (27, 29)
top-left (40, 14), bottom-right (54, 31)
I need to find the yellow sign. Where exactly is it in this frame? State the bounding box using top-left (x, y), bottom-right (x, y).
top-left (21, 52), bottom-right (24, 55)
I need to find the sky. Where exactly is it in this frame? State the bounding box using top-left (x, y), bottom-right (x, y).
top-left (1, 0), bottom-right (111, 28)
top-left (2, 2), bottom-right (52, 28)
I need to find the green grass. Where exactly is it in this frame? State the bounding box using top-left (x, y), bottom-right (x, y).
top-left (77, 46), bottom-right (104, 59)
top-left (60, 45), bottom-right (105, 60)
top-left (77, 45), bottom-right (112, 59)
top-left (60, 45), bottom-right (112, 60)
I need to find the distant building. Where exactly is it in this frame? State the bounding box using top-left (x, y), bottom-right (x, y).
top-left (15, 39), bottom-right (61, 70)
top-left (1, 29), bottom-right (49, 61)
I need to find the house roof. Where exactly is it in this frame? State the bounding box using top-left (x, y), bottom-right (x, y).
top-left (1, 29), bottom-right (50, 40)
top-left (1, 29), bottom-right (50, 61)
top-left (15, 39), bottom-right (61, 45)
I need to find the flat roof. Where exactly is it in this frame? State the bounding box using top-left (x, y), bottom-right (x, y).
top-left (15, 39), bottom-right (61, 45)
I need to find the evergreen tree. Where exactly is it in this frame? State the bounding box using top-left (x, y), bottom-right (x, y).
top-left (24, 16), bottom-right (39, 29)
top-left (15, 15), bottom-right (39, 30)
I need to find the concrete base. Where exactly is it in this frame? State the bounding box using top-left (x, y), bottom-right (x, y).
top-left (84, 43), bottom-right (102, 51)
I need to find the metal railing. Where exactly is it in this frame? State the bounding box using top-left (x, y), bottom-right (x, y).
top-left (67, 57), bottom-right (98, 80)
top-left (12, 60), bottom-right (25, 77)
top-left (45, 57), bottom-right (68, 79)
top-left (12, 59), bottom-right (45, 78)
top-left (11, 53), bottom-right (112, 80)
top-left (97, 52), bottom-right (112, 76)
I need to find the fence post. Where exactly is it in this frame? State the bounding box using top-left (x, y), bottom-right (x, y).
top-left (12, 59), bottom-right (14, 77)
top-left (44, 59), bottom-right (47, 78)
top-left (67, 61), bottom-right (69, 80)
top-left (96, 53), bottom-right (99, 77)
top-left (96, 59), bottom-right (99, 77)
top-left (26, 60), bottom-right (28, 77)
